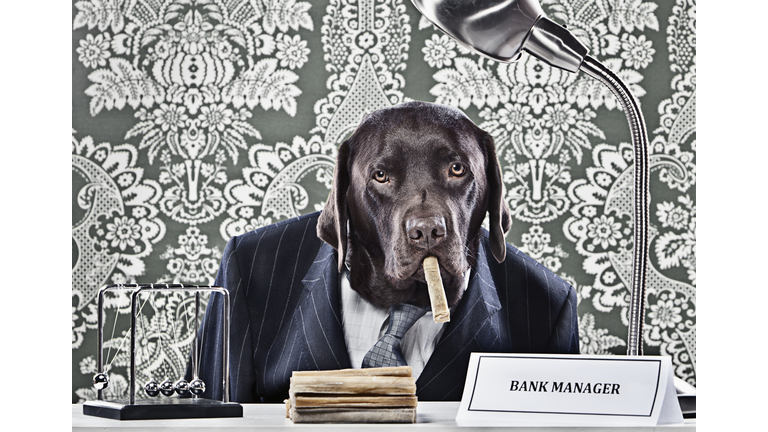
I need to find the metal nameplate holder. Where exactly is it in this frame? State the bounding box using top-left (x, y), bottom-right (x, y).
top-left (82, 284), bottom-right (243, 420)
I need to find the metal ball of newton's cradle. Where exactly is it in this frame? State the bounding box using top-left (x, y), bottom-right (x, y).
top-left (92, 372), bottom-right (109, 390)
top-left (159, 379), bottom-right (175, 397)
top-left (174, 379), bottom-right (190, 396)
top-left (189, 378), bottom-right (206, 396)
top-left (144, 380), bottom-right (160, 397)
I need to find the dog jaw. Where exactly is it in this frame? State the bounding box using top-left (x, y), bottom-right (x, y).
top-left (347, 238), bottom-right (472, 310)
top-left (390, 233), bottom-right (469, 283)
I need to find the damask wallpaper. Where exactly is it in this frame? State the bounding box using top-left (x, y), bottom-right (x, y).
top-left (71, 0), bottom-right (696, 402)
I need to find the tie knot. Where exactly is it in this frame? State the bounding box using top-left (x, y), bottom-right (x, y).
top-left (386, 303), bottom-right (426, 339)
top-left (361, 303), bottom-right (427, 369)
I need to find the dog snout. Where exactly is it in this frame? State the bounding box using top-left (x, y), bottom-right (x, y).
top-left (406, 216), bottom-right (447, 248)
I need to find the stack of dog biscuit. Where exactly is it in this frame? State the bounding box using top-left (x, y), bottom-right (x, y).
top-left (285, 366), bottom-right (417, 423)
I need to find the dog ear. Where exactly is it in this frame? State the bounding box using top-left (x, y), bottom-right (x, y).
top-left (317, 140), bottom-right (351, 273)
top-left (481, 132), bottom-right (512, 263)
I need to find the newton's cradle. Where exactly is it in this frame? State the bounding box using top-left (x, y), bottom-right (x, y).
top-left (82, 284), bottom-right (243, 420)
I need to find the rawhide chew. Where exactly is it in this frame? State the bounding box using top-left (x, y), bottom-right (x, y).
top-left (422, 256), bottom-right (450, 323)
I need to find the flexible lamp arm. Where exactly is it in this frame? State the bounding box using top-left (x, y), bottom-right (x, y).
top-left (411, 0), bottom-right (649, 356)
top-left (579, 56), bottom-right (649, 357)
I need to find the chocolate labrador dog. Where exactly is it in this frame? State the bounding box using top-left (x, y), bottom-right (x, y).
top-left (193, 101), bottom-right (578, 403)
top-left (317, 101), bottom-right (511, 309)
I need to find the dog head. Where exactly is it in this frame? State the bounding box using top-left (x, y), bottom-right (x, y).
top-left (318, 101), bottom-right (511, 309)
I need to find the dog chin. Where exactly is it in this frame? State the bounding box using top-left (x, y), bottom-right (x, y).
top-left (394, 248), bottom-right (467, 280)
top-left (392, 253), bottom-right (467, 290)
top-left (404, 266), bottom-right (466, 309)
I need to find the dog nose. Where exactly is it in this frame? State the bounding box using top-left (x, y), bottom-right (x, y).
top-left (406, 216), bottom-right (447, 247)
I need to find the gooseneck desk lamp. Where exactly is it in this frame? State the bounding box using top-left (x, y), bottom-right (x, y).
top-left (411, 0), bottom-right (650, 356)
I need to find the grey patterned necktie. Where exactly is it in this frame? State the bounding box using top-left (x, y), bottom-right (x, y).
top-left (362, 303), bottom-right (427, 368)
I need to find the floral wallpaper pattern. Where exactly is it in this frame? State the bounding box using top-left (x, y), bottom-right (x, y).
top-left (72, 0), bottom-right (696, 401)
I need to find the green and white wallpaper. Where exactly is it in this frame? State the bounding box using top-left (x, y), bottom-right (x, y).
top-left (72, 0), bottom-right (696, 402)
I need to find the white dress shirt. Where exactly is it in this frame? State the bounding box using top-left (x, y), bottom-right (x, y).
top-left (340, 269), bottom-right (470, 381)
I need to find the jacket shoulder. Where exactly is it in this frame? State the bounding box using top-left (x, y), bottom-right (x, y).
top-left (219, 211), bottom-right (325, 284)
top-left (231, 211), bottom-right (321, 247)
top-left (482, 231), bottom-right (579, 353)
top-left (481, 229), bottom-right (574, 306)
top-left (507, 242), bottom-right (571, 286)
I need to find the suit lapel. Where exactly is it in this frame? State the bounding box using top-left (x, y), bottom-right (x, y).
top-left (416, 241), bottom-right (503, 400)
top-left (290, 243), bottom-right (351, 369)
top-left (260, 242), bottom-right (351, 397)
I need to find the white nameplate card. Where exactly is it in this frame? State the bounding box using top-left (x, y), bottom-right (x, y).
top-left (456, 353), bottom-right (684, 427)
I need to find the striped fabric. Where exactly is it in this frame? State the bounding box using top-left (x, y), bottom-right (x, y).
top-left (192, 211), bottom-right (578, 403)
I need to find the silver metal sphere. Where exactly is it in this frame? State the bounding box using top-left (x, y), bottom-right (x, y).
top-left (189, 378), bottom-right (206, 396)
top-left (144, 380), bottom-right (160, 397)
top-left (159, 379), bottom-right (175, 397)
top-left (93, 373), bottom-right (109, 390)
top-left (174, 379), bottom-right (190, 396)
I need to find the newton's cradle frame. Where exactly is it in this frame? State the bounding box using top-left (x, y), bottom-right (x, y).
top-left (82, 284), bottom-right (243, 420)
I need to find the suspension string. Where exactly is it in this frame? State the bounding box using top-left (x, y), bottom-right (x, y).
top-left (177, 286), bottom-right (196, 377)
top-left (105, 288), bottom-right (151, 372)
top-left (138, 292), bottom-right (150, 383)
top-left (103, 287), bottom-right (122, 372)
top-left (195, 289), bottom-right (206, 380)
top-left (168, 284), bottom-right (182, 365)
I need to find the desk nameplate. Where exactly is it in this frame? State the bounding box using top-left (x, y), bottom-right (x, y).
top-left (456, 353), bottom-right (683, 427)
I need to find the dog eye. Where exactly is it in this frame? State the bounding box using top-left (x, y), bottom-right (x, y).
top-left (373, 170), bottom-right (389, 183)
top-left (449, 163), bottom-right (466, 177)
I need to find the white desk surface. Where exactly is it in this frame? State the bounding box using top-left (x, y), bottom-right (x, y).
top-left (72, 402), bottom-right (695, 431)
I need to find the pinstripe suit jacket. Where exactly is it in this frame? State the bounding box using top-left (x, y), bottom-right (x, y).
top-left (194, 211), bottom-right (578, 402)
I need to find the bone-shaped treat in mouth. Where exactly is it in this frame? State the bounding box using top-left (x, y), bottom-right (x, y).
top-left (422, 256), bottom-right (450, 323)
